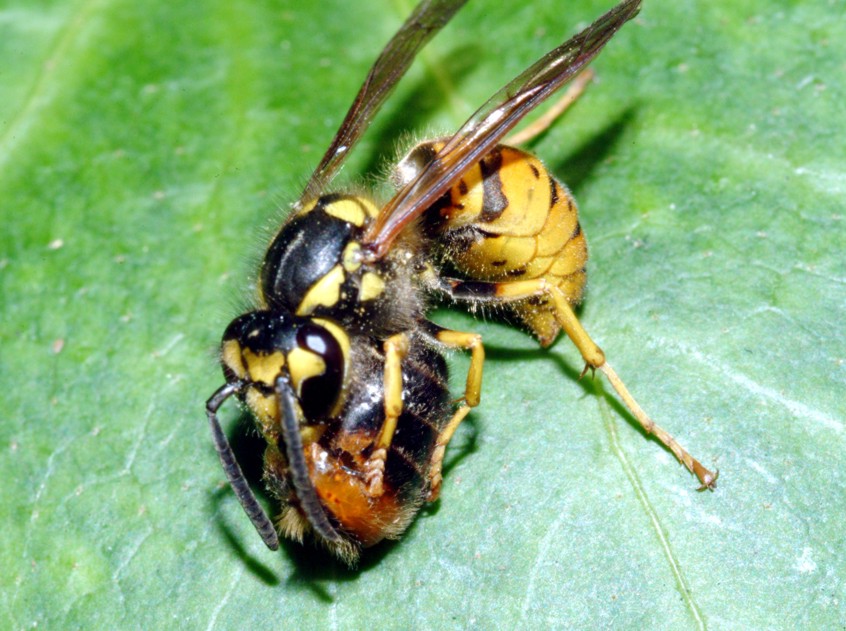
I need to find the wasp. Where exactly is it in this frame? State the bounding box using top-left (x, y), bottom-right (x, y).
top-left (205, 0), bottom-right (717, 564)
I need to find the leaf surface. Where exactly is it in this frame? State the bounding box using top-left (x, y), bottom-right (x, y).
top-left (2, 0), bottom-right (844, 628)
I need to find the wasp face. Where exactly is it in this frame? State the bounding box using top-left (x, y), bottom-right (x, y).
top-left (221, 310), bottom-right (350, 421)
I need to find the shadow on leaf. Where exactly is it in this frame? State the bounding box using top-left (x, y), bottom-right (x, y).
top-left (207, 403), bottom-right (481, 592)
top-left (550, 105), bottom-right (637, 194)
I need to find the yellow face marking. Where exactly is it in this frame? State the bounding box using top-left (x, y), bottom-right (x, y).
top-left (360, 272), bottom-right (386, 301)
top-left (287, 347), bottom-right (327, 395)
top-left (242, 348), bottom-right (286, 386)
top-left (296, 265), bottom-right (346, 315)
top-left (342, 241), bottom-right (362, 273)
top-left (221, 339), bottom-right (247, 379)
top-left (245, 389), bottom-right (279, 429)
top-left (324, 198), bottom-right (367, 226)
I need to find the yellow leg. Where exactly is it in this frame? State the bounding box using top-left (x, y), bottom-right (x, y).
top-left (427, 405), bottom-right (471, 502)
top-left (377, 333), bottom-right (409, 450)
top-left (505, 69), bottom-right (594, 145)
top-left (424, 325), bottom-right (486, 500)
top-left (433, 328), bottom-right (484, 407)
top-left (365, 332), bottom-right (409, 496)
top-left (547, 289), bottom-right (718, 490)
top-left (443, 276), bottom-right (718, 489)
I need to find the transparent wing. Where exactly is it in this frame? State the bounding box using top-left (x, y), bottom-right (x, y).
top-left (363, 0), bottom-right (641, 258)
top-left (298, 0), bottom-right (469, 206)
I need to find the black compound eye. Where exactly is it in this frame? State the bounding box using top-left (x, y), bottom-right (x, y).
top-left (291, 323), bottom-right (345, 419)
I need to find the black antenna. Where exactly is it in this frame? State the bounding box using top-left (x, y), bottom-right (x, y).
top-left (206, 382), bottom-right (280, 550)
top-left (275, 376), bottom-right (346, 544)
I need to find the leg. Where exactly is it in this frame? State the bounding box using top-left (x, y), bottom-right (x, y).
top-left (427, 406), bottom-right (471, 502)
top-left (505, 69), bottom-right (594, 145)
top-left (422, 321), bottom-right (485, 408)
top-left (420, 321), bottom-right (486, 500)
top-left (441, 276), bottom-right (718, 490)
top-left (364, 332), bottom-right (410, 496)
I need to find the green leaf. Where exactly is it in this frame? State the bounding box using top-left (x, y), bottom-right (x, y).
top-left (2, 0), bottom-right (844, 628)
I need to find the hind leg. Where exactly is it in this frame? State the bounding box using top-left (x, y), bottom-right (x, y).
top-left (439, 276), bottom-right (718, 490)
top-left (421, 321), bottom-right (486, 501)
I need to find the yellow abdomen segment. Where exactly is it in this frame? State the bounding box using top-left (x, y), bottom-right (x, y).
top-left (436, 144), bottom-right (588, 346)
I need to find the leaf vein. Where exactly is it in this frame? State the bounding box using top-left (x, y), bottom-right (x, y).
top-left (601, 398), bottom-right (708, 630)
top-left (0, 0), bottom-right (105, 168)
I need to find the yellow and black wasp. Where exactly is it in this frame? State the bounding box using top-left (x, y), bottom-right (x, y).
top-left (205, 0), bottom-right (717, 564)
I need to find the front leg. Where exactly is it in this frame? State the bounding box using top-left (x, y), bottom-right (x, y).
top-left (364, 332), bottom-right (409, 496)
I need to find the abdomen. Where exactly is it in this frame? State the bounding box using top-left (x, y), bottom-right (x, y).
top-left (417, 143), bottom-right (588, 346)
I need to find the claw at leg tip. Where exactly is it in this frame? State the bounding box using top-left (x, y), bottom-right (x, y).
top-left (578, 364), bottom-right (596, 381)
top-left (695, 467), bottom-right (719, 492)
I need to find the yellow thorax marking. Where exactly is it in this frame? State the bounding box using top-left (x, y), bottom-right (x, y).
top-left (296, 198), bottom-right (319, 216)
top-left (358, 197), bottom-right (380, 219)
top-left (320, 197), bottom-right (361, 226)
top-left (297, 265), bottom-right (346, 315)
top-left (342, 241), bottom-right (362, 273)
top-left (360, 272), bottom-right (386, 301)
top-left (287, 347), bottom-right (327, 395)
top-left (300, 425), bottom-right (326, 446)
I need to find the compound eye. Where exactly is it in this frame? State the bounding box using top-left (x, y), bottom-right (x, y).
top-left (289, 322), bottom-right (346, 419)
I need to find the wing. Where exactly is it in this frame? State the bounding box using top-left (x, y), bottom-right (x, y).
top-left (298, 0), bottom-right (469, 207)
top-left (363, 0), bottom-right (642, 259)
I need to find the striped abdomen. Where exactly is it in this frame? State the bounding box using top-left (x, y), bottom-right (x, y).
top-left (417, 143), bottom-right (588, 346)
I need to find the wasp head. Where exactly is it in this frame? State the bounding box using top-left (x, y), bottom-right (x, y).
top-left (220, 310), bottom-right (350, 423)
